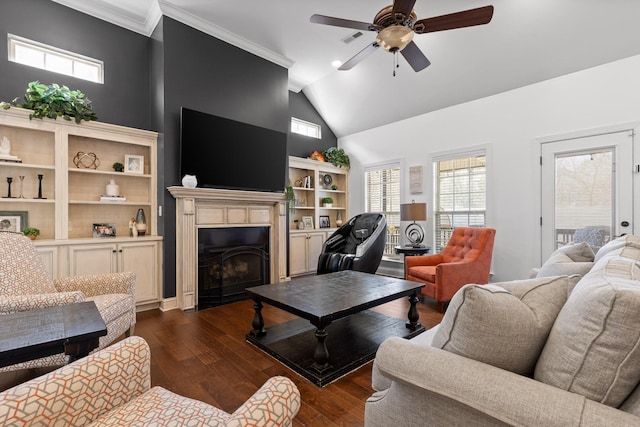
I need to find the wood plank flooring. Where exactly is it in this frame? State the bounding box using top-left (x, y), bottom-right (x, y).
top-left (135, 295), bottom-right (444, 427)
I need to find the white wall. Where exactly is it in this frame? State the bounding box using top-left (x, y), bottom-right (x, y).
top-left (340, 54), bottom-right (640, 282)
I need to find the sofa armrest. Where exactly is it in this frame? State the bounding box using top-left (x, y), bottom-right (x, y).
top-left (226, 376), bottom-right (301, 427)
top-left (404, 253), bottom-right (445, 269)
top-left (0, 292), bottom-right (85, 314)
top-left (55, 271), bottom-right (135, 298)
top-left (0, 336), bottom-right (151, 427)
top-left (367, 337), bottom-right (640, 427)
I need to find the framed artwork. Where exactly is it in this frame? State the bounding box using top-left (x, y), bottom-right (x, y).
top-left (0, 211), bottom-right (28, 232)
top-left (302, 216), bottom-right (314, 230)
top-left (319, 215), bottom-right (331, 228)
top-left (409, 165), bottom-right (423, 194)
top-left (92, 223), bottom-right (116, 238)
top-left (124, 154), bottom-right (144, 174)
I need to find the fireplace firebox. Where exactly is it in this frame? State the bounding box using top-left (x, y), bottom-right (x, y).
top-left (198, 227), bottom-right (270, 309)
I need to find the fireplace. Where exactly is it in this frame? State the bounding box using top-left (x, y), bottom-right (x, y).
top-left (198, 227), bottom-right (270, 308)
top-left (168, 186), bottom-right (287, 311)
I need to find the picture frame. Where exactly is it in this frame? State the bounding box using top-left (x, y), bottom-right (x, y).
top-left (319, 215), bottom-right (331, 229)
top-left (302, 216), bottom-right (314, 230)
top-left (124, 154), bottom-right (144, 174)
top-left (0, 211), bottom-right (28, 233)
top-left (409, 165), bottom-right (423, 194)
top-left (92, 223), bottom-right (116, 238)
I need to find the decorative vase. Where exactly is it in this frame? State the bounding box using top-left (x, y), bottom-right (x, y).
top-left (182, 174), bottom-right (197, 188)
top-left (135, 208), bottom-right (147, 236)
top-left (106, 179), bottom-right (119, 196)
top-left (336, 212), bottom-right (343, 227)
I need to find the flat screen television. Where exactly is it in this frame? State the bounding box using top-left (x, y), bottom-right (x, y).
top-left (180, 107), bottom-right (287, 193)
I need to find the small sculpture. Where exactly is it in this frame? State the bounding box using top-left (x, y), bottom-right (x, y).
top-left (129, 217), bottom-right (138, 237)
top-left (0, 136), bottom-right (21, 163)
top-left (182, 174), bottom-right (197, 188)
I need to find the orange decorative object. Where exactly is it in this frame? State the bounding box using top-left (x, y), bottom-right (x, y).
top-left (309, 151), bottom-right (325, 162)
top-left (405, 226), bottom-right (496, 312)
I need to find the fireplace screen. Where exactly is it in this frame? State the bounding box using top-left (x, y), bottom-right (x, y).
top-left (198, 227), bottom-right (270, 309)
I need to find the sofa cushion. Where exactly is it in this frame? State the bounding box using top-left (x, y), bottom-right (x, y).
top-left (536, 242), bottom-right (594, 278)
top-left (594, 234), bottom-right (640, 264)
top-left (534, 252), bottom-right (640, 407)
top-left (431, 275), bottom-right (576, 375)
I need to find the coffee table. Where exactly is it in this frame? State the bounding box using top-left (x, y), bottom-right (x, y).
top-left (246, 270), bottom-right (424, 386)
top-left (0, 302), bottom-right (107, 368)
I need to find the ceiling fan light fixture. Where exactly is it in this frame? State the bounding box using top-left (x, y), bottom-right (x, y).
top-left (376, 25), bottom-right (414, 52)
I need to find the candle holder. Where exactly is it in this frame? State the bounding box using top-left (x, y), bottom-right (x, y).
top-left (4, 177), bottom-right (15, 198)
top-left (18, 176), bottom-right (25, 198)
top-left (35, 174), bottom-right (46, 199)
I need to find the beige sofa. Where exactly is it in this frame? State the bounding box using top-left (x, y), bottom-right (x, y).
top-left (366, 236), bottom-right (640, 426)
top-left (0, 336), bottom-right (301, 426)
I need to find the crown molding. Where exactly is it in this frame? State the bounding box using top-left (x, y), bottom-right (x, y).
top-left (158, 1), bottom-right (294, 69)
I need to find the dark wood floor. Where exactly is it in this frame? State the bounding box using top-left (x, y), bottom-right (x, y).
top-left (135, 295), bottom-right (443, 427)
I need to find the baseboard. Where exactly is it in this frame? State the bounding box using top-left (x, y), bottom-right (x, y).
top-left (160, 297), bottom-right (178, 311)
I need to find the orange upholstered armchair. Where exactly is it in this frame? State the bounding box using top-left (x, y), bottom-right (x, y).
top-left (405, 227), bottom-right (496, 312)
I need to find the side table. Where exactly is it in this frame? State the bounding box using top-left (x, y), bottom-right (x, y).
top-left (395, 245), bottom-right (431, 256)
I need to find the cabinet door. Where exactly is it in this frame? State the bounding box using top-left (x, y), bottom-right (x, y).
top-left (307, 232), bottom-right (326, 274)
top-left (68, 244), bottom-right (118, 276)
top-left (289, 233), bottom-right (309, 276)
top-left (36, 246), bottom-right (59, 280)
top-left (118, 241), bottom-right (159, 303)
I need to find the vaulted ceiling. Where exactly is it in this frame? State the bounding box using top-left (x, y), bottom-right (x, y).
top-left (52, 0), bottom-right (640, 137)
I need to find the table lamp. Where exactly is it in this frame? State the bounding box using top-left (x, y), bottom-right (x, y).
top-left (400, 201), bottom-right (427, 248)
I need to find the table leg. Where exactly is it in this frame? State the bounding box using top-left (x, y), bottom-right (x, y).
top-left (311, 327), bottom-right (332, 374)
top-left (406, 291), bottom-right (422, 330)
top-left (65, 337), bottom-right (100, 362)
top-left (250, 299), bottom-right (266, 337)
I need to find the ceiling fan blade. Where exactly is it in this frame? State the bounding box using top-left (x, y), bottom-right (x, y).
top-left (310, 14), bottom-right (375, 32)
top-left (338, 42), bottom-right (380, 70)
top-left (392, 0), bottom-right (417, 20)
top-left (400, 41), bottom-right (430, 72)
top-left (413, 5), bottom-right (494, 34)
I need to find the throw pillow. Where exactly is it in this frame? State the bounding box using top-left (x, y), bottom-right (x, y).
top-left (534, 255), bottom-right (640, 407)
top-left (594, 234), bottom-right (640, 264)
top-left (536, 242), bottom-right (594, 279)
top-left (431, 275), bottom-right (576, 376)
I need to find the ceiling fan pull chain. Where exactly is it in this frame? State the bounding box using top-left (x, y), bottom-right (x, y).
top-left (393, 50), bottom-right (398, 77)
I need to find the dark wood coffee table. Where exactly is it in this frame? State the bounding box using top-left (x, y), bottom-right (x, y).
top-left (0, 302), bottom-right (107, 368)
top-left (246, 270), bottom-right (424, 386)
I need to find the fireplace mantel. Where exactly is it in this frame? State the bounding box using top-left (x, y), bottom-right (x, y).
top-left (168, 186), bottom-right (287, 310)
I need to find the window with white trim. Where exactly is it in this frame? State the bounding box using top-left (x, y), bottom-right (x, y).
top-left (433, 152), bottom-right (486, 252)
top-left (365, 162), bottom-right (400, 256)
top-left (8, 34), bottom-right (104, 84)
top-left (291, 117), bottom-right (321, 139)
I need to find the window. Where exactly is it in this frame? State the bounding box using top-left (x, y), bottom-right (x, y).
top-left (365, 163), bottom-right (400, 256)
top-left (8, 34), bottom-right (104, 83)
top-left (434, 152), bottom-right (487, 252)
top-left (291, 117), bottom-right (321, 139)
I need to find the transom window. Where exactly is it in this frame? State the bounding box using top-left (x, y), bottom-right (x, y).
top-left (365, 162), bottom-right (400, 256)
top-left (434, 152), bottom-right (487, 252)
top-left (8, 34), bottom-right (104, 84)
top-left (291, 117), bottom-right (321, 139)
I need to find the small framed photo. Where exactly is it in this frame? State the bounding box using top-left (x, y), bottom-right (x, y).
top-left (93, 223), bottom-right (116, 238)
top-left (302, 216), bottom-right (314, 230)
top-left (319, 215), bottom-right (331, 229)
top-left (0, 211), bottom-right (28, 232)
top-left (124, 154), bottom-right (144, 174)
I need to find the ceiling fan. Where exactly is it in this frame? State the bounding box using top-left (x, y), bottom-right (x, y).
top-left (310, 1), bottom-right (494, 72)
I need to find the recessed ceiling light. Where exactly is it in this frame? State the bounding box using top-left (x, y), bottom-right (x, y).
top-left (331, 60), bottom-right (342, 68)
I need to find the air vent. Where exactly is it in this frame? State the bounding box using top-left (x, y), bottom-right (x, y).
top-left (341, 31), bottom-right (363, 44)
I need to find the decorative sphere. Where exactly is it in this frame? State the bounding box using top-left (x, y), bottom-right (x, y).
top-left (182, 174), bottom-right (197, 188)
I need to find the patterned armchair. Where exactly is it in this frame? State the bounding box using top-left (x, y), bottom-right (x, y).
top-left (0, 231), bottom-right (136, 372)
top-left (0, 337), bottom-right (301, 426)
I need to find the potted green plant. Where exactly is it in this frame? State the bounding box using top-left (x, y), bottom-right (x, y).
top-left (112, 162), bottom-right (124, 172)
top-left (1, 81), bottom-right (98, 124)
top-left (285, 185), bottom-right (296, 213)
top-left (23, 227), bottom-right (40, 240)
top-left (323, 147), bottom-right (350, 168)
top-left (322, 197), bottom-right (334, 208)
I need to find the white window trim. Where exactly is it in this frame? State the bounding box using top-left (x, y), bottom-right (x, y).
top-left (8, 34), bottom-right (104, 84)
top-left (291, 117), bottom-right (321, 139)
top-left (428, 144), bottom-right (493, 248)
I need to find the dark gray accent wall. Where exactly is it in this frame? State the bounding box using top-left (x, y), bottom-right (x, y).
top-left (0, 0), bottom-right (150, 130)
top-left (154, 17), bottom-right (290, 298)
top-left (288, 91), bottom-right (337, 158)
